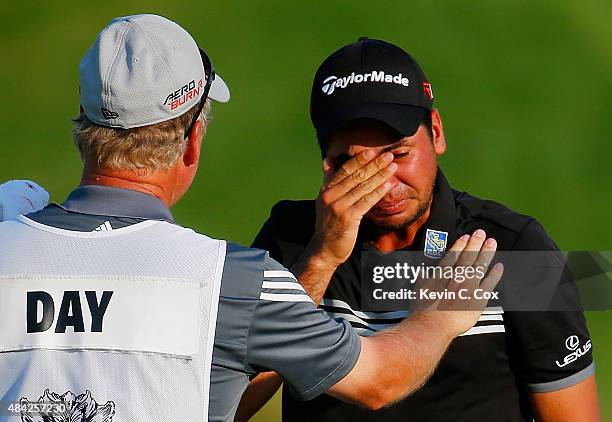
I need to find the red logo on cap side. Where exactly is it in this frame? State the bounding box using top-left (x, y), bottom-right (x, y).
top-left (423, 82), bottom-right (434, 101)
top-left (164, 79), bottom-right (204, 111)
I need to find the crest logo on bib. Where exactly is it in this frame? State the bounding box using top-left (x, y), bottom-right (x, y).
top-left (19, 389), bottom-right (115, 421)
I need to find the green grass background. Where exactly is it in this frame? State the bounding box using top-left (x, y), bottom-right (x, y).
top-left (1, 1), bottom-right (609, 419)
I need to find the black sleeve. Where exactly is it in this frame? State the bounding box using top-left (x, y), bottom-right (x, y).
top-left (251, 200), bottom-right (316, 267)
top-left (251, 208), bottom-right (284, 262)
top-left (505, 220), bottom-right (594, 393)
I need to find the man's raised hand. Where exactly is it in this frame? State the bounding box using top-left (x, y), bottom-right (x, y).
top-left (413, 230), bottom-right (504, 338)
top-left (307, 150), bottom-right (397, 269)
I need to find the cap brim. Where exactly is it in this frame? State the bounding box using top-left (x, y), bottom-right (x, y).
top-left (208, 73), bottom-right (230, 103)
top-left (315, 103), bottom-right (426, 142)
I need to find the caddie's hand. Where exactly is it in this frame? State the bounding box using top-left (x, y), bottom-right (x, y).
top-left (0, 180), bottom-right (49, 221)
top-left (307, 149), bottom-right (397, 269)
top-left (414, 229), bottom-right (504, 338)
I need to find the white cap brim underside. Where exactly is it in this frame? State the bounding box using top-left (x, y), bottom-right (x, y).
top-left (208, 74), bottom-right (230, 102)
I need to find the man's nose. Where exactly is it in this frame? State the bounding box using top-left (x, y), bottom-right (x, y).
top-left (387, 175), bottom-right (401, 190)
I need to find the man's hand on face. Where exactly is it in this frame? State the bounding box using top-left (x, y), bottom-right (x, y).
top-left (307, 149), bottom-right (397, 269)
top-left (413, 230), bottom-right (504, 338)
top-left (0, 180), bottom-right (49, 221)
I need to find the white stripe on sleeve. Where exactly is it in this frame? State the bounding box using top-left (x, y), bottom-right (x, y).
top-left (263, 270), bottom-right (297, 281)
top-left (478, 314), bottom-right (504, 322)
top-left (482, 306), bottom-right (504, 315)
top-left (459, 325), bottom-right (506, 336)
top-left (321, 298), bottom-right (410, 320)
top-left (259, 292), bottom-right (314, 303)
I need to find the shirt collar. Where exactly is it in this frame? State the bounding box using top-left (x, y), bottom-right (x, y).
top-left (59, 185), bottom-right (174, 222)
top-left (414, 168), bottom-right (458, 251)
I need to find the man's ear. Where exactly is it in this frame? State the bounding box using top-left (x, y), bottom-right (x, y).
top-left (183, 119), bottom-right (204, 167)
top-left (431, 108), bottom-right (446, 156)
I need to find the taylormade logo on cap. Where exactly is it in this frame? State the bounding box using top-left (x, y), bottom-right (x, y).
top-left (321, 70), bottom-right (410, 96)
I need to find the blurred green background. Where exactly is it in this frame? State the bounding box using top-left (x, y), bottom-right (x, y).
top-left (1, 0), bottom-right (609, 419)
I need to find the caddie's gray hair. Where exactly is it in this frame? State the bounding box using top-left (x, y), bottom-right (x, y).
top-left (72, 100), bottom-right (211, 171)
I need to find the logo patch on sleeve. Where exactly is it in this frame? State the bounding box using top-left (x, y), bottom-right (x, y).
top-left (555, 335), bottom-right (592, 368)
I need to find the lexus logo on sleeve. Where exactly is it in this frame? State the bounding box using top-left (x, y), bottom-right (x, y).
top-left (555, 335), bottom-right (592, 368)
top-left (565, 335), bottom-right (580, 351)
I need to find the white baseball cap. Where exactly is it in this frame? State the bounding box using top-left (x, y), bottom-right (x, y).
top-left (79, 14), bottom-right (230, 129)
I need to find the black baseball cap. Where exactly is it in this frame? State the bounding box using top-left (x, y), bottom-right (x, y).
top-left (310, 37), bottom-right (434, 146)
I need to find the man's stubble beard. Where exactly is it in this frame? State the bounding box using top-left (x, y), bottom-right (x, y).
top-left (364, 178), bottom-right (436, 232)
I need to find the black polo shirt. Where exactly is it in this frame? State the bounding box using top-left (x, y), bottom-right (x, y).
top-left (252, 169), bottom-right (594, 422)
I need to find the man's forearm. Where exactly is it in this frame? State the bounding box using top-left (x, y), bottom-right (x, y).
top-left (234, 372), bottom-right (283, 422)
top-left (291, 246), bottom-right (338, 305)
top-left (329, 311), bottom-right (454, 409)
top-left (369, 312), bottom-right (454, 403)
top-left (528, 375), bottom-right (600, 422)
top-left (293, 256), bottom-right (452, 408)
